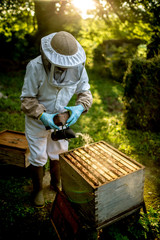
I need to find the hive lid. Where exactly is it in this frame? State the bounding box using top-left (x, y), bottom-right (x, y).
top-left (60, 141), bottom-right (145, 188)
top-left (0, 130), bottom-right (28, 151)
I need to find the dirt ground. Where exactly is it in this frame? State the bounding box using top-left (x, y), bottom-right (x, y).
top-left (144, 167), bottom-right (160, 209)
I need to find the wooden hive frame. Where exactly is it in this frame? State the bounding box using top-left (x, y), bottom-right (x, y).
top-left (60, 141), bottom-right (145, 228)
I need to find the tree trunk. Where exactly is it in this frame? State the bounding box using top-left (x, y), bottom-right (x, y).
top-left (34, 1), bottom-right (69, 38)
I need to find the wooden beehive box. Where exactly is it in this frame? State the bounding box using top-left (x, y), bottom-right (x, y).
top-left (60, 141), bottom-right (145, 228)
top-left (0, 130), bottom-right (30, 168)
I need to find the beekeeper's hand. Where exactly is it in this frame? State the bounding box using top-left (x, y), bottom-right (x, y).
top-left (40, 112), bottom-right (60, 130)
top-left (64, 105), bottom-right (84, 127)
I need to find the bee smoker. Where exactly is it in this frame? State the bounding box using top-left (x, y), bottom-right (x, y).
top-left (46, 111), bottom-right (76, 141)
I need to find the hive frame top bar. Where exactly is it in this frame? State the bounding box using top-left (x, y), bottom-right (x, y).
top-left (60, 141), bottom-right (145, 188)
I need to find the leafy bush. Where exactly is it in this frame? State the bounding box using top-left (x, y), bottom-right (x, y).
top-left (139, 207), bottom-right (160, 239)
top-left (123, 55), bottom-right (160, 132)
top-left (0, 32), bottom-right (39, 72)
top-left (93, 39), bottom-right (143, 82)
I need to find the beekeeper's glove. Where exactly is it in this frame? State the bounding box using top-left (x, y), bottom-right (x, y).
top-left (64, 105), bottom-right (84, 127)
top-left (40, 112), bottom-right (60, 130)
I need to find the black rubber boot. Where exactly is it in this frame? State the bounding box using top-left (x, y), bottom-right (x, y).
top-left (50, 160), bottom-right (61, 191)
top-left (31, 165), bottom-right (45, 208)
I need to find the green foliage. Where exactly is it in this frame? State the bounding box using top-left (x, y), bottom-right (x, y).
top-left (34, 0), bottom-right (82, 37)
top-left (76, 18), bottom-right (110, 67)
top-left (123, 55), bottom-right (160, 132)
top-left (95, 0), bottom-right (160, 58)
top-left (0, 0), bottom-right (158, 72)
top-left (97, 0), bottom-right (160, 34)
top-left (139, 207), bottom-right (160, 239)
top-left (76, 15), bottom-right (148, 83)
top-left (0, 0), bottom-right (35, 39)
top-left (77, 15), bottom-right (149, 72)
top-left (0, 0), bottom-right (38, 67)
top-left (93, 39), bottom-right (143, 82)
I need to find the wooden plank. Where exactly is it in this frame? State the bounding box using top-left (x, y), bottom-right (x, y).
top-left (0, 147), bottom-right (29, 168)
top-left (87, 146), bottom-right (128, 178)
top-left (69, 152), bottom-right (107, 184)
top-left (102, 141), bottom-right (144, 168)
top-left (95, 169), bottom-right (144, 224)
top-left (90, 145), bottom-right (132, 174)
top-left (60, 156), bottom-right (96, 224)
top-left (0, 130), bottom-right (30, 168)
top-left (97, 143), bottom-right (137, 170)
top-left (98, 143), bottom-right (138, 173)
top-left (93, 145), bottom-right (127, 176)
top-left (101, 141), bottom-right (143, 169)
top-left (61, 140), bottom-right (143, 171)
top-left (78, 140), bottom-right (141, 171)
top-left (60, 155), bottom-right (94, 196)
top-left (96, 203), bottom-right (143, 229)
top-left (77, 148), bottom-right (114, 181)
top-left (74, 150), bottom-right (101, 173)
top-left (74, 149), bottom-right (109, 182)
top-left (99, 142), bottom-right (138, 171)
top-left (64, 154), bottom-right (100, 186)
top-left (61, 154), bottom-right (99, 188)
top-left (24, 148), bottom-right (30, 168)
top-left (0, 130), bottom-right (28, 150)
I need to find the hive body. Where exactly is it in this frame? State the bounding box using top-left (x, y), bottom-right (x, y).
top-left (60, 141), bottom-right (145, 227)
top-left (0, 130), bottom-right (30, 168)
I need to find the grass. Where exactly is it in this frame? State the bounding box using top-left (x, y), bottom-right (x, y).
top-left (0, 166), bottom-right (58, 240)
top-left (0, 69), bottom-right (160, 239)
top-left (0, 71), bottom-right (25, 132)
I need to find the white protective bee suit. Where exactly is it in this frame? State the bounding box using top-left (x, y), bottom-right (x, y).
top-left (21, 31), bottom-right (93, 167)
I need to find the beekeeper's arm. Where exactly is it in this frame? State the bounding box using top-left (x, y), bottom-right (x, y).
top-left (65, 66), bottom-right (93, 127)
top-left (75, 67), bottom-right (92, 112)
top-left (21, 61), bottom-right (46, 119)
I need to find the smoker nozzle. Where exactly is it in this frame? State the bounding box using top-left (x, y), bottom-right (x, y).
top-left (51, 127), bottom-right (76, 141)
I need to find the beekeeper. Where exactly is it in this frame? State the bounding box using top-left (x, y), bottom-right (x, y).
top-left (21, 31), bottom-right (93, 207)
